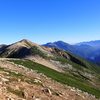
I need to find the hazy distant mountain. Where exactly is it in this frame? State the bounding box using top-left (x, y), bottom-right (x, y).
top-left (43, 40), bottom-right (100, 63)
top-left (75, 40), bottom-right (100, 50)
top-left (75, 40), bottom-right (100, 62)
top-left (43, 41), bottom-right (95, 59)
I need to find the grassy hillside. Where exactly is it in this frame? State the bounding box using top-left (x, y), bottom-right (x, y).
top-left (8, 59), bottom-right (100, 98)
top-left (66, 51), bottom-right (100, 74)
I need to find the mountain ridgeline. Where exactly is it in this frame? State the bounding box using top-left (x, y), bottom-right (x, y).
top-left (0, 39), bottom-right (100, 98)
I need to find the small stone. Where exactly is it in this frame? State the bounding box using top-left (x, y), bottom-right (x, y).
top-left (34, 98), bottom-right (41, 100)
top-left (42, 89), bottom-right (52, 95)
top-left (34, 79), bottom-right (42, 83)
top-left (0, 82), bottom-right (2, 85)
top-left (22, 91), bottom-right (29, 99)
top-left (18, 79), bottom-right (21, 82)
top-left (2, 78), bottom-right (9, 82)
top-left (15, 85), bottom-right (19, 90)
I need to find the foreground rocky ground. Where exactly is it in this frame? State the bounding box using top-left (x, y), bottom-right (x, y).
top-left (0, 58), bottom-right (99, 100)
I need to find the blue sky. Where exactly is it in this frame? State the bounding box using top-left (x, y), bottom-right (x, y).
top-left (0, 0), bottom-right (100, 45)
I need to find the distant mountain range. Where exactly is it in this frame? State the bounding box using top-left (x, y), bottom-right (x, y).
top-left (75, 40), bottom-right (100, 49)
top-left (43, 40), bottom-right (100, 63)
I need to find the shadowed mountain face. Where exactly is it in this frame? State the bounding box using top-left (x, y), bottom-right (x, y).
top-left (0, 39), bottom-right (100, 98)
top-left (0, 39), bottom-right (40, 58)
top-left (0, 45), bottom-right (8, 51)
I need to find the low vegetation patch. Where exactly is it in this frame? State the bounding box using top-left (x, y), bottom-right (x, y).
top-left (0, 67), bottom-right (5, 71)
top-left (30, 46), bottom-right (47, 59)
top-left (5, 70), bottom-right (23, 77)
top-left (67, 51), bottom-right (100, 74)
top-left (7, 87), bottom-right (25, 98)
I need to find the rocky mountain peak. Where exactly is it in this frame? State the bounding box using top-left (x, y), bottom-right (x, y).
top-left (12, 39), bottom-right (38, 49)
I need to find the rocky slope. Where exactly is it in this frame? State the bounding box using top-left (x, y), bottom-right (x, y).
top-left (0, 58), bottom-right (98, 100)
